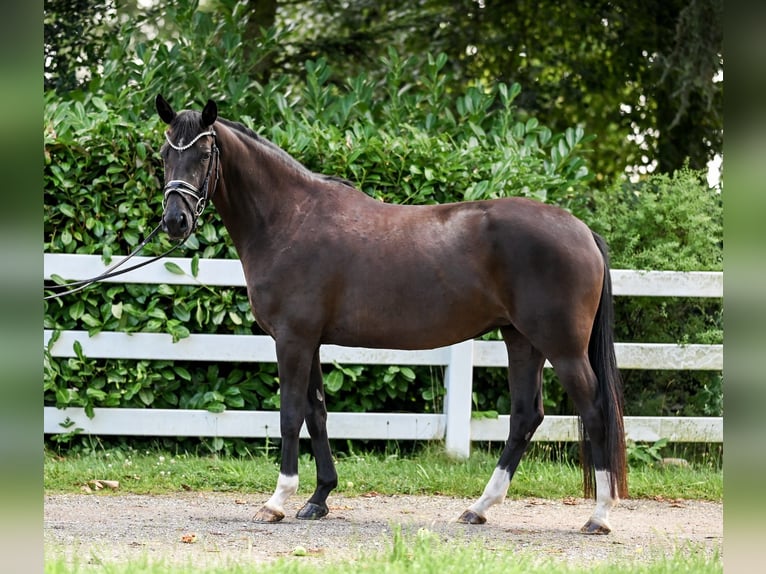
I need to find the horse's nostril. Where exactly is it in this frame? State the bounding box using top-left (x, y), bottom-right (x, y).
top-left (163, 209), bottom-right (190, 238)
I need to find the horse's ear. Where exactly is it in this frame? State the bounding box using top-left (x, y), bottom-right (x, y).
top-left (156, 94), bottom-right (176, 124)
top-left (202, 99), bottom-right (218, 127)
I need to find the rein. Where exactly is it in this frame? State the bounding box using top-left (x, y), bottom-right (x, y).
top-left (44, 129), bottom-right (221, 301)
top-left (44, 225), bottom-right (186, 301)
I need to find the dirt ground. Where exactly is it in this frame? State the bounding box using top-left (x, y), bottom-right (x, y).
top-left (44, 491), bottom-right (722, 568)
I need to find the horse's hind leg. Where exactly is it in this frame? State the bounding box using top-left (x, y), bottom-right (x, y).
top-left (296, 350), bottom-right (338, 519)
top-left (552, 356), bottom-right (619, 534)
top-left (458, 327), bottom-right (545, 524)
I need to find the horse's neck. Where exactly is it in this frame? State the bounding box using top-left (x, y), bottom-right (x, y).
top-left (212, 126), bottom-right (314, 254)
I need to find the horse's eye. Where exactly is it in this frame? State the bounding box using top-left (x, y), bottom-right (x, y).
top-left (201, 152), bottom-right (211, 161)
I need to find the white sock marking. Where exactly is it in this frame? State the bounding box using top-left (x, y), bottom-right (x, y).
top-left (264, 473), bottom-right (299, 515)
top-left (589, 470), bottom-right (619, 528)
top-left (468, 467), bottom-right (511, 517)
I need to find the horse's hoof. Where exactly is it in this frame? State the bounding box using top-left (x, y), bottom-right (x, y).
top-left (253, 505), bottom-right (285, 523)
top-left (580, 519), bottom-right (611, 535)
top-left (457, 509), bottom-right (486, 525)
top-left (296, 502), bottom-right (329, 520)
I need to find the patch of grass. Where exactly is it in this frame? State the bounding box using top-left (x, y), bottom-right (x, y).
top-left (44, 442), bottom-right (722, 501)
top-left (44, 530), bottom-right (721, 574)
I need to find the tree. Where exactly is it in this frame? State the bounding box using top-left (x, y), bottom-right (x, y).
top-left (44, 0), bottom-right (116, 92)
top-left (44, 0), bottom-right (722, 183)
top-left (266, 0), bottom-right (723, 183)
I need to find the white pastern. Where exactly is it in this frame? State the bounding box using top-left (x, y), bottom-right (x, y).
top-left (589, 470), bottom-right (619, 528)
top-left (264, 473), bottom-right (299, 515)
top-left (468, 467), bottom-right (511, 518)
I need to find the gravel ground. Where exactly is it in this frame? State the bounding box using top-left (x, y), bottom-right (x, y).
top-left (44, 492), bottom-right (722, 568)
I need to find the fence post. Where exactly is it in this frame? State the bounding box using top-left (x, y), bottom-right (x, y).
top-left (444, 340), bottom-right (474, 458)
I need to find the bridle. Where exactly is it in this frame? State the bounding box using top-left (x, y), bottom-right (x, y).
top-left (162, 127), bottom-right (220, 221)
top-left (44, 128), bottom-right (221, 301)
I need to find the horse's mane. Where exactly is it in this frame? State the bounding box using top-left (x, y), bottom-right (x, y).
top-left (171, 110), bottom-right (355, 189)
top-left (217, 117), bottom-right (356, 190)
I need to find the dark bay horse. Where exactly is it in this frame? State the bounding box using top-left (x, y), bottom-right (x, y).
top-left (155, 94), bottom-right (628, 534)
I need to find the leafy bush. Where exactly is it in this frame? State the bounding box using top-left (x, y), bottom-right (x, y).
top-left (587, 168), bottom-right (723, 418)
top-left (589, 167), bottom-right (722, 272)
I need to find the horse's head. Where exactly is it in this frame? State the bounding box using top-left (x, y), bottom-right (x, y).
top-left (156, 94), bottom-right (219, 240)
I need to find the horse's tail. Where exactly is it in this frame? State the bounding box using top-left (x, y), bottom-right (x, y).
top-left (581, 232), bottom-right (628, 500)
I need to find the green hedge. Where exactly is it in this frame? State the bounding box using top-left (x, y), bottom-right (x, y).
top-left (588, 169), bottom-right (723, 418)
top-left (44, 6), bottom-right (722, 448)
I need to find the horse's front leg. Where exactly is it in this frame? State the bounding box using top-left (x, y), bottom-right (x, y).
top-left (296, 349), bottom-right (338, 519)
top-left (253, 339), bottom-right (314, 523)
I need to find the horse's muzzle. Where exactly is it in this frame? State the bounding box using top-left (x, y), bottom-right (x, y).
top-left (162, 210), bottom-right (189, 239)
top-left (162, 195), bottom-right (191, 240)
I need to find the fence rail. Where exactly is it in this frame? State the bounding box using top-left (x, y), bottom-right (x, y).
top-left (44, 253), bottom-right (724, 296)
top-left (44, 254), bottom-right (723, 457)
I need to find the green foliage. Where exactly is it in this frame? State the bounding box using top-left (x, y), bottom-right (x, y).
top-left (626, 438), bottom-right (670, 467)
top-left (46, 536), bottom-right (722, 574)
top-left (586, 168), bottom-right (723, 418)
top-left (270, 0), bottom-right (722, 181)
top-left (44, 0), bottom-right (723, 187)
top-left (589, 168), bottom-right (722, 272)
top-left (44, 0), bottom-right (115, 92)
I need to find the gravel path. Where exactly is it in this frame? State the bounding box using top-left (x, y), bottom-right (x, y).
top-left (44, 492), bottom-right (722, 568)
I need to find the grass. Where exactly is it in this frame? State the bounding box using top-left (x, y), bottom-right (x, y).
top-left (43, 442), bottom-right (722, 501)
top-left (44, 529), bottom-right (721, 574)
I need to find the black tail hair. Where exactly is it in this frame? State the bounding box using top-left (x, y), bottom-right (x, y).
top-left (580, 232), bottom-right (628, 500)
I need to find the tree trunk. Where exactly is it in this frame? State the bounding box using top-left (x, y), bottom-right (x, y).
top-left (243, 0), bottom-right (278, 81)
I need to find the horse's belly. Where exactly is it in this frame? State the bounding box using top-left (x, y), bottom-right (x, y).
top-left (325, 290), bottom-right (508, 350)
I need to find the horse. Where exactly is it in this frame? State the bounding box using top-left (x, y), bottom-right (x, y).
top-left (154, 94), bottom-right (628, 534)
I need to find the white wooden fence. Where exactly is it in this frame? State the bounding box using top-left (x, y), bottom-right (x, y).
top-left (43, 253), bottom-right (723, 457)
